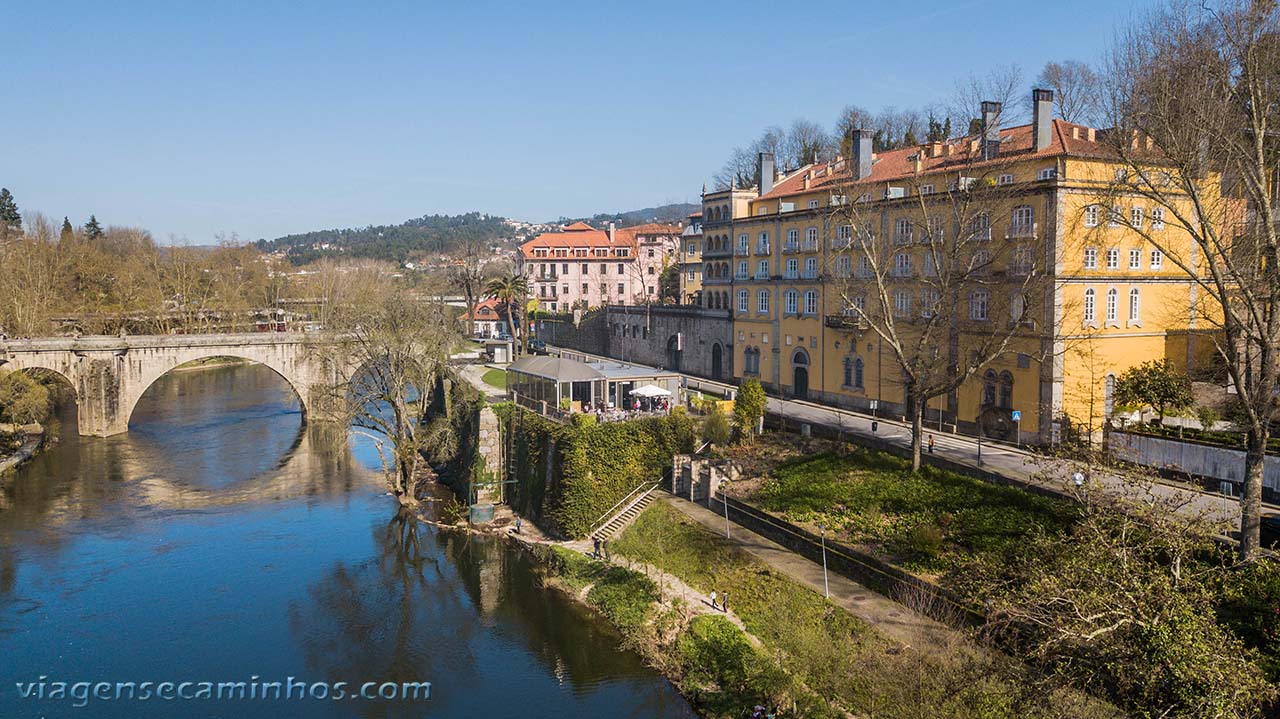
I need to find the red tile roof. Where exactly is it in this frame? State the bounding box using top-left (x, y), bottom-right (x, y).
top-left (519, 222), bottom-right (681, 259)
top-left (460, 297), bottom-right (510, 322)
top-left (757, 119), bottom-right (1108, 202)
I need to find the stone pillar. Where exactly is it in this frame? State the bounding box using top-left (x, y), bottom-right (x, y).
top-left (472, 406), bottom-right (504, 506)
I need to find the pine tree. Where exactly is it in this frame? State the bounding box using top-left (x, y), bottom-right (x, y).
top-left (60, 217), bottom-right (75, 243)
top-left (0, 188), bottom-right (21, 237)
top-left (83, 215), bottom-right (103, 241)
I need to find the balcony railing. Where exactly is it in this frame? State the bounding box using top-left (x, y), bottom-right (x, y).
top-left (754, 271), bottom-right (771, 280)
top-left (803, 240), bottom-right (819, 252)
top-left (735, 246), bottom-right (750, 256)
top-left (782, 243), bottom-right (800, 253)
top-left (734, 272), bottom-right (749, 280)
top-left (1007, 222), bottom-right (1037, 239)
top-left (825, 314), bottom-right (868, 330)
top-left (802, 270), bottom-right (820, 280)
top-left (783, 270), bottom-right (798, 280)
top-left (755, 244), bottom-right (771, 255)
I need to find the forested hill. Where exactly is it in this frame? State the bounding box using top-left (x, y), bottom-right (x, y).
top-left (561, 202), bottom-right (700, 226)
top-left (256, 212), bottom-right (516, 265)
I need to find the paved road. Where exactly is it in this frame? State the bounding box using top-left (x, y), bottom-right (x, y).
top-left (551, 345), bottom-right (1276, 533)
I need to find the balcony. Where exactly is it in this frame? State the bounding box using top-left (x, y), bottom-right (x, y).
top-left (782, 243), bottom-right (800, 254)
top-left (802, 241), bottom-right (819, 252)
top-left (735, 246), bottom-right (750, 256)
top-left (783, 270), bottom-right (799, 280)
top-left (755, 244), bottom-right (771, 256)
top-left (801, 270), bottom-right (820, 280)
top-left (1006, 222), bottom-right (1037, 239)
top-left (703, 245), bottom-right (731, 258)
top-left (734, 271), bottom-right (749, 281)
top-left (754, 271), bottom-right (771, 281)
top-left (825, 314), bottom-right (868, 330)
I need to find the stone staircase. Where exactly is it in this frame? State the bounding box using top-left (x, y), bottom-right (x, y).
top-left (589, 484), bottom-right (660, 541)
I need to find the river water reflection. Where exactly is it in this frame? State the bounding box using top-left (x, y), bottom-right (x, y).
top-left (0, 363), bottom-right (694, 718)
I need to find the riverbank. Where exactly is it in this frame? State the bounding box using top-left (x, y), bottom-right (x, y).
top-left (0, 425), bottom-right (45, 476)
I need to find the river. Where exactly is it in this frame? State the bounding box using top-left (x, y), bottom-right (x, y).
top-left (0, 363), bottom-right (695, 718)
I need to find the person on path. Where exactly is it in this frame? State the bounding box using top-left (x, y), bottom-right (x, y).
top-left (515, 516), bottom-right (522, 534)
top-left (721, 590), bottom-right (729, 612)
top-left (928, 434), bottom-right (935, 454)
top-left (602, 539), bottom-right (611, 562)
top-left (709, 590), bottom-right (718, 610)
top-left (593, 537), bottom-right (601, 558)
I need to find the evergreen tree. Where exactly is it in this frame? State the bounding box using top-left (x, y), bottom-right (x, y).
top-left (60, 217), bottom-right (75, 243)
top-left (83, 215), bottom-right (103, 241)
top-left (0, 188), bottom-right (21, 237)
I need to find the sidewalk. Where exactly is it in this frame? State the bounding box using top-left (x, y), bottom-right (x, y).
top-left (662, 495), bottom-right (958, 653)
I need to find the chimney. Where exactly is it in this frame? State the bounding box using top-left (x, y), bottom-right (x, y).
top-left (851, 128), bottom-right (873, 180)
top-left (1086, 127), bottom-right (1096, 142)
top-left (980, 101), bottom-right (1002, 160)
top-left (1071, 127), bottom-right (1080, 140)
top-left (930, 141), bottom-right (944, 158)
top-left (1032, 88), bottom-right (1053, 152)
top-left (758, 152), bottom-right (775, 195)
top-left (608, 222), bottom-right (615, 243)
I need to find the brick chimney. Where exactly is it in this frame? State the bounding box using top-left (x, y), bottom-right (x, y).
top-left (758, 153), bottom-right (775, 195)
top-left (851, 128), bottom-right (873, 180)
top-left (1032, 88), bottom-right (1054, 152)
top-left (608, 222), bottom-right (615, 243)
top-left (981, 101), bottom-right (1002, 160)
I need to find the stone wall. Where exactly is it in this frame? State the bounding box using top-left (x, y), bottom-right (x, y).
top-left (1110, 430), bottom-right (1280, 498)
top-left (472, 405), bottom-right (504, 505)
top-left (603, 305), bottom-right (734, 382)
top-left (533, 310), bottom-right (608, 356)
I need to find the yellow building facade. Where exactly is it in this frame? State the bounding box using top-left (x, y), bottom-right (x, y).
top-left (705, 91), bottom-right (1213, 443)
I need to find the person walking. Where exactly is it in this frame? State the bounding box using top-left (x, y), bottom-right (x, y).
top-left (709, 590), bottom-right (718, 611)
top-left (602, 539), bottom-right (611, 562)
top-left (928, 434), bottom-right (935, 454)
top-left (593, 537), bottom-right (601, 559)
top-left (515, 516), bottom-right (522, 534)
top-left (721, 590), bottom-right (729, 613)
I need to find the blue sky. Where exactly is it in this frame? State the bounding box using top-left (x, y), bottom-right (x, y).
top-left (8, 0), bottom-right (1145, 244)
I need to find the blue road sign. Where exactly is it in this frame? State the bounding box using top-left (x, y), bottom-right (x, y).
top-left (1011, 410), bottom-right (1021, 421)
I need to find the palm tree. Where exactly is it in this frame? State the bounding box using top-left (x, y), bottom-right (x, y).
top-left (485, 272), bottom-right (528, 352)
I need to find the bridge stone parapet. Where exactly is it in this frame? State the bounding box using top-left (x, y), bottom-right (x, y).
top-left (0, 333), bottom-right (342, 436)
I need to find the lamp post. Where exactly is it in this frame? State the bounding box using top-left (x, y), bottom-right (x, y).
top-left (719, 479), bottom-right (730, 539)
top-left (976, 415), bottom-right (983, 467)
top-left (818, 523), bottom-right (829, 599)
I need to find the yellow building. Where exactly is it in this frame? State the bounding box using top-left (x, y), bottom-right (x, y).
top-left (677, 211), bottom-right (704, 304)
top-left (707, 90), bottom-right (1214, 444)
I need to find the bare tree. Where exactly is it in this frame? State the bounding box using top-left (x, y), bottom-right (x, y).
top-left (1035, 60), bottom-right (1102, 125)
top-left (1101, 0), bottom-right (1280, 560)
top-left (828, 147), bottom-right (1043, 471)
top-left (713, 126), bottom-right (787, 190)
top-left (448, 238), bottom-right (486, 338)
top-left (950, 64), bottom-right (1026, 129)
top-left (784, 119), bottom-right (830, 167)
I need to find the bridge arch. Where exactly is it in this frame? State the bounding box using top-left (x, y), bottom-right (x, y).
top-left (123, 353), bottom-right (313, 431)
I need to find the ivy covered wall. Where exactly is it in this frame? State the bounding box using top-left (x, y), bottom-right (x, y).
top-left (496, 403), bottom-right (695, 538)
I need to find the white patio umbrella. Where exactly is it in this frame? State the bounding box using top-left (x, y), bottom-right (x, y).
top-left (628, 384), bottom-right (672, 398)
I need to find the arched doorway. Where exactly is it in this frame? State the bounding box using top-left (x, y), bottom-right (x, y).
top-left (792, 349), bottom-right (809, 400)
top-left (711, 343), bottom-right (723, 381)
top-left (666, 335), bottom-right (682, 372)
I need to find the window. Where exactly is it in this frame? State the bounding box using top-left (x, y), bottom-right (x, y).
top-left (1084, 205), bottom-right (1100, 227)
top-left (561, 284), bottom-right (569, 296)
top-left (1106, 248), bottom-right (1119, 270)
top-left (687, 241), bottom-right (697, 256)
top-left (1151, 208), bottom-right (1165, 230)
top-left (858, 256), bottom-right (871, 278)
top-left (1129, 248), bottom-right (1141, 269)
top-left (1013, 245), bottom-right (1034, 275)
top-left (804, 290), bottom-right (818, 315)
top-left (756, 206), bottom-right (769, 216)
top-left (1084, 247), bottom-right (1098, 269)
top-left (758, 259), bottom-right (770, 278)
top-left (1150, 249), bottom-right (1164, 269)
top-left (646, 248), bottom-right (655, 258)
top-left (757, 290), bottom-right (770, 314)
top-left (616, 248), bottom-right (630, 257)
top-left (1038, 167), bottom-right (1057, 180)
top-left (686, 269), bottom-right (695, 281)
top-left (807, 199), bottom-right (819, 209)
top-left (927, 216), bottom-right (945, 243)
top-left (581, 283), bottom-right (588, 294)
top-left (1130, 207), bottom-right (1144, 228)
top-left (894, 252), bottom-right (912, 277)
top-left (972, 249), bottom-right (991, 275)
top-left (785, 289), bottom-right (799, 315)
top-left (1129, 287), bottom-right (1141, 322)
top-left (617, 263), bottom-right (625, 275)
top-left (1010, 293), bottom-right (1026, 323)
top-left (843, 358), bottom-right (854, 387)
top-left (1106, 287), bottom-right (1118, 322)
top-left (736, 260), bottom-right (748, 279)
top-left (582, 263), bottom-right (590, 275)
top-left (970, 290), bottom-right (989, 320)
top-left (1114, 168), bottom-right (1128, 183)
top-left (805, 226), bottom-right (818, 248)
top-left (997, 173), bottom-right (1014, 186)
top-left (758, 231), bottom-right (769, 251)
top-left (850, 294), bottom-right (866, 312)
top-left (923, 251), bottom-right (937, 276)
top-left (647, 266), bottom-right (654, 275)
top-left (786, 229), bottom-right (798, 248)
top-left (854, 358), bottom-right (865, 388)
top-left (858, 192), bottom-right (872, 203)
top-left (617, 282), bottom-right (624, 294)
top-left (970, 212), bottom-right (991, 240)
top-left (1108, 206), bottom-right (1124, 227)
top-left (895, 218), bottom-right (913, 244)
top-left (919, 184), bottom-right (935, 195)
top-left (837, 225), bottom-right (853, 243)
top-left (804, 257), bottom-right (818, 278)
top-left (1011, 205), bottom-right (1034, 235)
top-left (894, 289), bottom-right (912, 317)
top-left (737, 233), bottom-right (749, 251)
top-left (1084, 288), bottom-right (1096, 323)
top-left (737, 290), bottom-right (748, 312)
top-left (562, 263), bottom-right (569, 274)
top-left (785, 258), bottom-right (799, 278)
top-left (835, 255), bottom-right (852, 278)
top-left (922, 289), bottom-right (941, 318)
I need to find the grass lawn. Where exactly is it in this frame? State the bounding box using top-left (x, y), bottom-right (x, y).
top-left (614, 502), bottom-right (1103, 719)
top-left (746, 447), bottom-right (1077, 578)
top-left (480, 368), bottom-right (507, 390)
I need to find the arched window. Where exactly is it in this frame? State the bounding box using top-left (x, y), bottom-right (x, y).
top-left (998, 371), bottom-right (1014, 409)
top-left (1010, 293), bottom-right (1026, 323)
top-left (1106, 287), bottom-right (1118, 322)
top-left (793, 349), bottom-right (809, 366)
top-left (1129, 287), bottom-right (1141, 322)
top-left (1083, 288), bottom-right (1096, 323)
top-left (843, 357), bottom-right (854, 387)
top-left (804, 290), bottom-right (818, 315)
top-left (785, 289), bottom-right (799, 315)
top-left (805, 226), bottom-right (819, 248)
top-left (854, 358), bottom-right (865, 389)
top-left (982, 370), bottom-right (998, 407)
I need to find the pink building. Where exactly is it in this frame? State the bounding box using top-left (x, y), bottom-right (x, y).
top-left (520, 221), bottom-right (681, 311)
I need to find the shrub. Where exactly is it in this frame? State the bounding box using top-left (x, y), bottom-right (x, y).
top-left (1194, 404), bottom-right (1220, 431)
top-left (905, 523), bottom-right (945, 560)
top-left (701, 410), bottom-right (732, 446)
top-left (732, 379), bottom-right (766, 443)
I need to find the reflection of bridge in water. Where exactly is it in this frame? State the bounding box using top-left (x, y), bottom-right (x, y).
top-left (0, 333), bottom-right (344, 437)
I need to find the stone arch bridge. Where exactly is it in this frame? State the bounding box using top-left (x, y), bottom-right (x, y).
top-left (0, 333), bottom-right (345, 436)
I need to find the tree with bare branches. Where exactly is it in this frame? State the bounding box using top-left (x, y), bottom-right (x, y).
top-left (1035, 60), bottom-right (1101, 125)
top-left (1101, 0), bottom-right (1280, 559)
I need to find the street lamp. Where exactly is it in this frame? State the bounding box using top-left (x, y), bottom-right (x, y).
top-left (719, 478), bottom-right (730, 539)
top-left (818, 523), bottom-right (829, 599)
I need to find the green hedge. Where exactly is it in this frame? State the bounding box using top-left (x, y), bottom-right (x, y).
top-left (497, 403), bottom-right (695, 538)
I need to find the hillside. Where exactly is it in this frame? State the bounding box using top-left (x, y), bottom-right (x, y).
top-left (256, 213), bottom-right (526, 265)
top-left (559, 202), bottom-right (700, 227)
